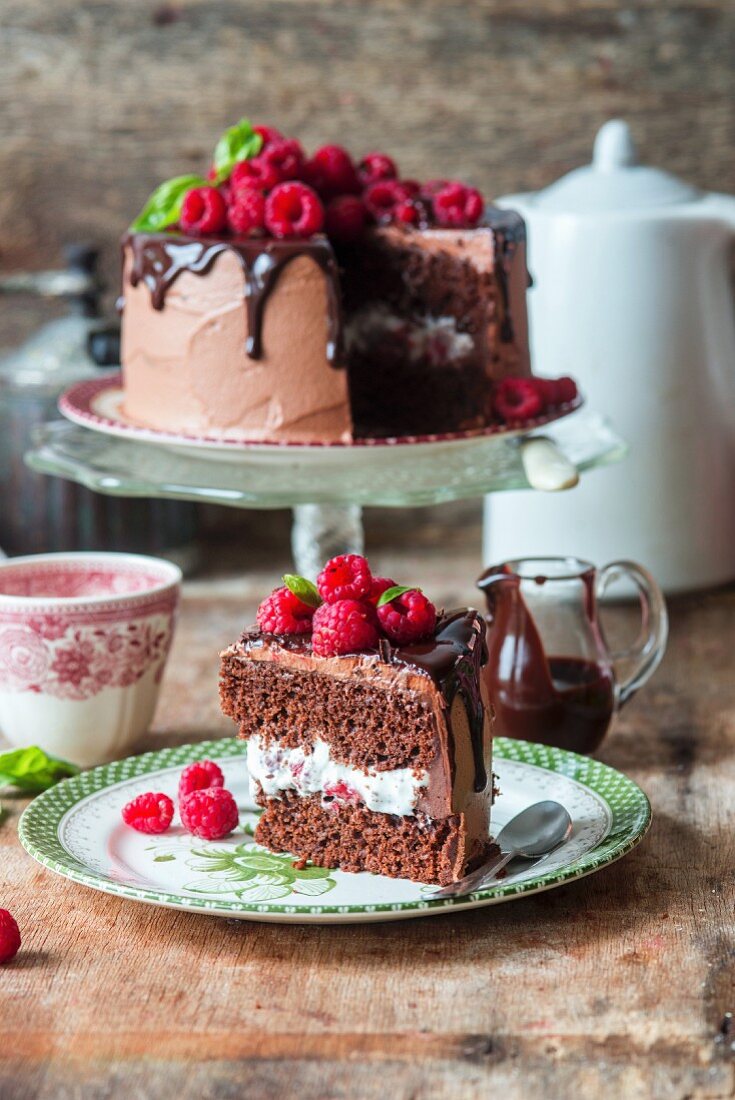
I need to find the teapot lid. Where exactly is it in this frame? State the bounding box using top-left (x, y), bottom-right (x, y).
top-left (529, 120), bottom-right (700, 212)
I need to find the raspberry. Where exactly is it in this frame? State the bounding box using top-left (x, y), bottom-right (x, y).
top-left (368, 576), bottom-right (397, 603)
top-left (304, 145), bottom-right (360, 199)
top-left (265, 182), bottom-right (324, 238)
top-left (257, 585), bottom-right (315, 634)
top-left (325, 195), bottom-right (367, 242)
top-left (555, 376), bottom-right (578, 405)
top-left (260, 138), bottom-right (305, 183)
top-left (231, 156), bottom-right (281, 193)
top-left (323, 779), bottom-right (362, 807)
top-left (394, 200), bottom-right (419, 226)
top-left (312, 599), bottom-right (380, 656)
top-left (420, 178), bottom-right (449, 198)
top-left (493, 377), bottom-right (544, 422)
top-left (377, 589), bottom-right (437, 645)
top-left (179, 186), bottom-right (228, 235)
top-left (433, 182), bottom-right (485, 228)
top-left (122, 791), bottom-right (174, 834)
top-left (227, 188), bottom-right (266, 235)
top-left (0, 910), bottom-right (20, 965)
top-left (317, 554), bottom-right (373, 603)
top-left (357, 152), bottom-right (398, 188)
top-left (363, 180), bottom-right (413, 223)
top-left (178, 760), bottom-right (225, 802)
top-left (253, 124), bottom-right (284, 150)
top-left (180, 787), bottom-right (239, 840)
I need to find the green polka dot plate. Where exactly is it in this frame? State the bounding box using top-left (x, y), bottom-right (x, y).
top-left (18, 737), bottom-right (651, 924)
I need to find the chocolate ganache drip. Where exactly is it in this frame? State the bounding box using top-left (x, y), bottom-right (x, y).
top-left (391, 609), bottom-right (489, 793)
top-left (485, 207), bottom-right (527, 345)
top-left (243, 608), bottom-right (489, 793)
top-left (122, 231), bottom-right (343, 366)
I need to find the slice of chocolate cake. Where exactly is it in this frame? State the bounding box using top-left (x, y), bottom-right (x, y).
top-left (220, 559), bottom-right (497, 885)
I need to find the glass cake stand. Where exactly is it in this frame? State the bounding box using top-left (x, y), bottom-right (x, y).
top-left (26, 408), bottom-right (625, 576)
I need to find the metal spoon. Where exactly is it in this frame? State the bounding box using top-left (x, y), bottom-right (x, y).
top-left (431, 800), bottom-right (573, 899)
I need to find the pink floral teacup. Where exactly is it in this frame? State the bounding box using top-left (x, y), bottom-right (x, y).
top-left (0, 552), bottom-right (181, 767)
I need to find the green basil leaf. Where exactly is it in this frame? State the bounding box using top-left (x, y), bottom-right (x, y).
top-left (0, 746), bottom-right (79, 794)
top-left (212, 117), bottom-right (263, 184)
top-left (129, 173), bottom-right (208, 233)
top-left (282, 574), bottom-right (322, 609)
top-left (376, 585), bottom-right (416, 607)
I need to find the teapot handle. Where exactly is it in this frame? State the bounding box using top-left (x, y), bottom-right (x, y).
top-left (596, 561), bottom-right (669, 707)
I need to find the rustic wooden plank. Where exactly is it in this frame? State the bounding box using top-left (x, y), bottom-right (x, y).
top-left (0, 0), bottom-right (733, 306)
top-left (0, 546), bottom-right (733, 1098)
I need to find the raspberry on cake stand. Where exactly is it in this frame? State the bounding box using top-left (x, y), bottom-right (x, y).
top-left (27, 380), bottom-right (624, 577)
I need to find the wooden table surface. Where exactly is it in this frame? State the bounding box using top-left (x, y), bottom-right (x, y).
top-left (2, 546), bottom-right (734, 1100)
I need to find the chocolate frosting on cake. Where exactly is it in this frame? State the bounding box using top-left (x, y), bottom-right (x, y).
top-left (240, 608), bottom-right (489, 793)
top-left (121, 231), bottom-right (342, 365)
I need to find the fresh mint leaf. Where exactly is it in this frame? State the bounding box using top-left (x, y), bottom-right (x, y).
top-left (0, 746), bottom-right (79, 794)
top-left (282, 574), bottom-right (322, 609)
top-left (129, 173), bottom-right (207, 233)
top-left (376, 585), bottom-right (415, 607)
top-left (212, 118), bottom-right (263, 184)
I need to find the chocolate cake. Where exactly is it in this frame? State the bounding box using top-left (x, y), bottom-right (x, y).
top-left (119, 118), bottom-right (574, 444)
top-left (220, 558), bottom-right (497, 884)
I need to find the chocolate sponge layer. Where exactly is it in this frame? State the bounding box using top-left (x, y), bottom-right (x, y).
top-left (254, 790), bottom-right (498, 886)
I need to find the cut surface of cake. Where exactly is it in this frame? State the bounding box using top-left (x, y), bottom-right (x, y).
top-left (219, 557), bottom-right (498, 885)
top-left (119, 117), bottom-right (577, 443)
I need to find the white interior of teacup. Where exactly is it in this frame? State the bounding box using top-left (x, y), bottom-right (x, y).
top-left (0, 552), bottom-right (182, 605)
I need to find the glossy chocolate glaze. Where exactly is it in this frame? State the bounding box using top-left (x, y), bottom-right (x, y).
top-left (240, 608), bottom-right (489, 794)
top-left (486, 207), bottom-right (526, 344)
top-left (121, 231), bottom-right (342, 365)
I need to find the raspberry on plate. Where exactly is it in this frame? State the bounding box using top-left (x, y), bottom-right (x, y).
top-left (0, 910), bottom-right (21, 965)
top-left (178, 760), bottom-right (225, 802)
top-left (227, 188), bottom-right (266, 235)
top-left (357, 152), bottom-right (398, 188)
top-left (257, 585), bottom-right (315, 634)
top-left (325, 195), bottom-right (367, 242)
top-left (122, 791), bottom-right (175, 834)
top-left (494, 377), bottom-right (544, 423)
top-left (180, 787), bottom-right (239, 840)
top-left (317, 554), bottom-right (373, 603)
top-left (394, 200), bottom-right (420, 226)
top-left (377, 589), bottom-right (437, 645)
top-left (304, 144), bottom-right (361, 199)
top-left (264, 182), bottom-right (324, 239)
top-left (433, 182), bottom-right (485, 228)
top-left (311, 599), bottom-right (380, 657)
top-left (179, 186), bottom-right (228, 235)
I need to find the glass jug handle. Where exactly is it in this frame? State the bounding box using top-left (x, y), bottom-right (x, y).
top-left (597, 561), bottom-right (669, 707)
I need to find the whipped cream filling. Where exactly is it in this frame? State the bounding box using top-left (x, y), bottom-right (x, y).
top-left (345, 304), bottom-right (475, 368)
top-left (247, 734), bottom-right (428, 817)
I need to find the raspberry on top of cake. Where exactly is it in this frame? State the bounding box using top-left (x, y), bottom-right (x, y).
top-left (219, 555), bottom-right (499, 885)
top-left (120, 117), bottom-right (577, 444)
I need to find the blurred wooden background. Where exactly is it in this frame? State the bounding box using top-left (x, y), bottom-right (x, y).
top-left (0, 0), bottom-right (733, 552)
top-left (1, 0), bottom-right (733, 306)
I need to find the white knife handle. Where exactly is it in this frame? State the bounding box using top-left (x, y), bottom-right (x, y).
top-left (521, 435), bottom-right (580, 492)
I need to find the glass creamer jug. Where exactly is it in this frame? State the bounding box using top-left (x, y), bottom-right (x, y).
top-left (477, 557), bottom-right (668, 754)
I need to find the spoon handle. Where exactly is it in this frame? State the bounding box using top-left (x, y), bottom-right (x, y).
top-left (430, 849), bottom-right (515, 899)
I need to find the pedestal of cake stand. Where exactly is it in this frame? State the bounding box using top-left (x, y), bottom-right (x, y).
top-left (25, 409), bottom-right (626, 577)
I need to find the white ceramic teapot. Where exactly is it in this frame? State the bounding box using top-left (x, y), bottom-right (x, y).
top-left (484, 119), bottom-right (735, 594)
